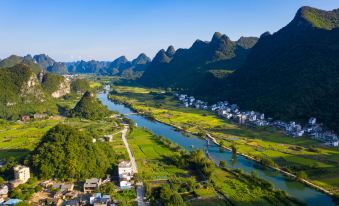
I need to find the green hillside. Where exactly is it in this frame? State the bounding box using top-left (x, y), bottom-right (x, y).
top-left (195, 6), bottom-right (339, 132)
top-left (0, 64), bottom-right (53, 119)
top-left (70, 91), bottom-right (110, 120)
top-left (0, 55), bottom-right (42, 73)
top-left (31, 124), bottom-right (115, 180)
top-left (139, 33), bottom-right (257, 89)
top-left (41, 73), bottom-right (65, 94)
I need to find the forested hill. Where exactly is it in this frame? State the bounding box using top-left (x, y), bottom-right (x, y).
top-left (0, 64), bottom-right (73, 119)
top-left (138, 32), bottom-right (258, 88)
top-left (70, 91), bottom-right (111, 120)
top-left (31, 124), bottom-right (115, 180)
top-left (193, 6), bottom-right (339, 132)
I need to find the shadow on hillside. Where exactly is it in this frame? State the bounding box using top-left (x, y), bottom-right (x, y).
top-left (0, 148), bottom-right (31, 160)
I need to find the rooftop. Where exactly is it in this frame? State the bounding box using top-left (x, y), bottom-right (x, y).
top-left (118, 161), bottom-right (131, 168)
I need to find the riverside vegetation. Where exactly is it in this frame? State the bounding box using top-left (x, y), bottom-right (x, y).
top-left (126, 126), bottom-right (303, 205)
top-left (108, 86), bottom-right (339, 195)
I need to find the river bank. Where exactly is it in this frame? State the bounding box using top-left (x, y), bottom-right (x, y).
top-left (115, 95), bottom-right (335, 197)
top-left (101, 90), bottom-right (338, 206)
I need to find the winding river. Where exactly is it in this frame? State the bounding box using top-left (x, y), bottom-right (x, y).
top-left (97, 91), bottom-right (336, 206)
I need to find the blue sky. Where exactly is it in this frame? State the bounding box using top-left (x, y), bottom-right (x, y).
top-left (0, 0), bottom-right (338, 61)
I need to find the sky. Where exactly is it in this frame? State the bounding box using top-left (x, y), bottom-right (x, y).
top-left (0, 0), bottom-right (338, 62)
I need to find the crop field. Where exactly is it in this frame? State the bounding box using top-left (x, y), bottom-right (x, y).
top-left (127, 127), bottom-right (189, 180)
top-left (211, 169), bottom-right (301, 206)
top-left (0, 119), bottom-right (61, 160)
top-left (109, 86), bottom-right (339, 194)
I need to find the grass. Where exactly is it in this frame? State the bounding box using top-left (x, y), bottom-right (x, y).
top-left (127, 127), bottom-right (189, 180)
top-left (0, 115), bottom-right (124, 161)
top-left (211, 168), bottom-right (302, 206)
top-left (126, 126), bottom-right (302, 205)
top-left (89, 81), bottom-right (102, 89)
top-left (109, 85), bottom-right (339, 194)
top-left (0, 119), bottom-right (61, 160)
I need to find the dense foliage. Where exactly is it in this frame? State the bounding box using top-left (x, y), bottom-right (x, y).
top-left (10, 177), bottom-right (42, 200)
top-left (70, 91), bottom-right (110, 120)
top-left (200, 6), bottom-right (339, 132)
top-left (139, 33), bottom-right (257, 89)
top-left (31, 124), bottom-right (116, 180)
top-left (0, 55), bottom-right (42, 73)
top-left (41, 73), bottom-right (64, 94)
top-left (0, 64), bottom-right (55, 120)
top-left (70, 79), bottom-right (90, 93)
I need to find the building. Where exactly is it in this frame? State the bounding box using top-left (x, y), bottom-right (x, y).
top-left (118, 161), bottom-right (133, 189)
top-left (52, 183), bottom-right (74, 192)
top-left (33, 113), bottom-right (47, 119)
top-left (11, 165), bottom-right (30, 187)
top-left (83, 178), bottom-right (102, 193)
top-left (20, 116), bottom-right (30, 122)
top-left (308, 117), bottom-right (317, 125)
top-left (90, 193), bottom-right (111, 206)
top-left (103, 135), bottom-right (113, 142)
top-left (61, 199), bottom-right (80, 206)
top-left (2, 199), bottom-right (21, 206)
top-left (118, 161), bottom-right (132, 180)
top-left (0, 185), bottom-right (8, 198)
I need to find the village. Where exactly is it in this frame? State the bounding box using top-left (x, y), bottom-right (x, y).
top-left (0, 123), bottom-right (139, 206)
top-left (0, 159), bottom-right (135, 206)
top-left (175, 94), bottom-right (339, 147)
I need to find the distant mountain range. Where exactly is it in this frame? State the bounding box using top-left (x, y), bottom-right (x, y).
top-left (0, 53), bottom-right (151, 78)
top-left (65, 53), bottom-right (151, 78)
top-left (1, 6), bottom-right (338, 131)
top-left (138, 33), bottom-right (258, 88)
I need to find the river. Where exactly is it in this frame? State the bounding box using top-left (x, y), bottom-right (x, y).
top-left (97, 91), bottom-right (336, 206)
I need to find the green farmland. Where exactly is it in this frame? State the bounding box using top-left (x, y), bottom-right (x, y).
top-left (108, 86), bottom-right (339, 195)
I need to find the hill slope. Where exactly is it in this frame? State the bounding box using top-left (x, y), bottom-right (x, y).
top-left (0, 64), bottom-right (48, 119)
top-left (70, 91), bottom-right (110, 119)
top-left (203, 6), bottom-right (339, 132)
top-left (139, 33), bottom-right (258, 88)
top-left (0, 55), bottom-right (43, 73)
top-left (32, 124), bottom-right (115, 180)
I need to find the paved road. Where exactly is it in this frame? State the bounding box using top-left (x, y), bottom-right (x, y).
top-left (136, 183), bottom-right (145, 206)
top-left (121, 124), bottom-right (145, 206)
top-left (121, 124), bottom-right (138, 173)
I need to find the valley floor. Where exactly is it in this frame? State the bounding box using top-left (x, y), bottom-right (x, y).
top-left (126, 126), bottom-right (301, 205)
top-left (108, 86), bottom-right (339, 195)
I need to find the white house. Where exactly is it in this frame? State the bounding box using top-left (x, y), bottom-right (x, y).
top-left (14, 165), bottom-right (30, 183)
top-left (308, 117), bottom-right (317, 125)
top-left (84, 178), bottom-right (102, 193)
top-left (118, 161), bottom-right (132, 180)
top-left (0, 185), bottom-right (8, 198)
top-left (118, 161), bottom-right (133, 189)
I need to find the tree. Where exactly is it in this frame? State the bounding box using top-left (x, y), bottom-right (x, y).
top-left (167, 192), bottom-right (185, 206)
top-left (297, 171), bottom-right (308, 179)
top-left (71, 79), bottom-right (90, 94)
top-left (160, 185), bottom-right (172, 203)
top-left (219, 140), bottom-right (225, 147)
top-left (98, 182), bottom-right (116, 198)
top-left (31, 124), bottom-right (116, 180)
top-left (16, 202), bottom-right (30, 206)
top-left (219, 160), bottom-right (226, 168)
top-left (189, 150), bottom-right (215, 179)
top-left (70, 91), bottom-right (110, 120)
top-left (231, 144), bottom-right (237, 154)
